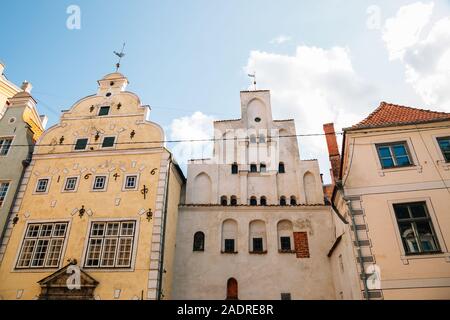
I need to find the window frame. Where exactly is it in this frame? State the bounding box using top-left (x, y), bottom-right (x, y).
top-left (62, 176), bottom-right (80, 193)
top-left (223, 239), bottom-right (236, 253)
top-left (14, 220), bottom-right (71, 271)
top-left (436, 136), bottom-right (450, 163)
top-left (193, 231), bottom-right (205, 252)
top-left (375, 141), bottom-right (414, 169)
top-left (34, 177), bottom-right (51, 194)
top-left (73, 137), bottom-right (89, 151)
top-left (0, 136), bottom-right (14, 156)
top-left (81, 219), bottom-right (139, 270)
top-left (0, 181), bottom-right (11, 208)
top-left (101, 136), bottom-right (116, 149)
top-left (91, 175), bottom-right (109, 192)
top-left (278, 162), bottom-right (285, 174)
top-left (98, 106), bottom-right (111, 116)
top-left (122, 174), bottom-right (139, 191)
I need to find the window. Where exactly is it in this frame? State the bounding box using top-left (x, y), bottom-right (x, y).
top-left (280, 237), bottom-right (291, 251)
top-left (224, 239), bottom-right (235, 253)
top-left (249, 135), bottom-right (257, 144)
top-left (252, 238), bottom-right (263, 252)
top-left (281, 293), bottom-right (292, 300)
top-left (0, 182), bottom-right (10, 207)
top-left (16, 222), bottom-right (68, 268)
top-left (254, 117), bottom-right (261, 123)
top-left (221, 196), bottom-right (228, 206)
top-left (260, 196), bottom-right (267, 206)
top-left (230, 196), bottom-right (237, 206)
top-left (278, 162), bottom-right (285, 173)
top-left (250, 196), bottom-right (257, 206)
top-left (36, 179), bottom-right (49, 193)
top-left (93, 176), bottom-right (107, 190)
top-left (193, 232), bottom-right (205, 251)
top-left (231, 163), bottom-right (238, 174)
top-left (0, 137), bottom-right (13, 155)
top-left (280, 196), bottom-right (287, 206)
top-left (290, 196), bottom-right (297, 205)
top-left (102, 136), bottom-right (115, 148)
top-left (64, 177), bottom-right (78, 191)
top-left (124, 175), bottom-right (138, 190)
top-left (376, 142), bottom-right (412, 169)
top-left (393, 202), bottom-right (440, 255)
top-left (74, 138), bottom-right (88, 151)
top-left (437, 136), bottom-right (450, 162)
top-left (85, 221), bottom-right (136, 268)
top-left (98, 106), bottom-right (110, 116)
top-left (260, 163), bottom-right (267, 173)
top-left (259, 134), bottom-right (266, 143)
top-left (250, 164), bottom-right (257, 173)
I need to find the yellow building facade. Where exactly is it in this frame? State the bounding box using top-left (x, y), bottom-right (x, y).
top-left (0, 72), bottom-right (184, 300)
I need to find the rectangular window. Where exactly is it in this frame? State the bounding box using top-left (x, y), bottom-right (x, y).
top-left (393, 202), bottom-right (440, 255)
top-left (0, 182), bottom-right (10, 207)
top-left (35, 179), bottom-right (49, 193)
top-left (98, 106), bottom-right (110, 116)
top-left (124, 175), bottom-right (137, 190)
top-left (224, 239), bottom-right (235, 253)
top-left (16, 222), bottom-right (68, 268)
top-left (250, 164), bottom-right (257, 173)
top-left (102, 137), bottom-right (115, 148)
top-left (437, 136), bottom-right (450, 162)
top-left (74, 138), bottom-right (88, 150)
top-left (280, 237), bottom-right (291, 251)
top-left (376, 142), bottom-right (412, 169)
top-left (252, 238), bottom-right (263, 252)
top-left (0, 137), bottom-right (13, 156)
top-left (281, 293), bottom-right (292, 300)
top-left (84, 221), bottom-right (136, 268)
top-left (93, 176), bottom-right (107, 190)
top-left (64, 177), bottom-right (78, 191)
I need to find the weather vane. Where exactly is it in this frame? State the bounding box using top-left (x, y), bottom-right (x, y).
top-left (248, 72), bottom-right (256, 90)
top-left (114, 42), bottom-right (126, 72)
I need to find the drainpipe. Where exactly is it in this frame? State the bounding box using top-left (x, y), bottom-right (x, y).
top-left (344, 197), bottom-right (369, 300)
top-left (157, 153), bottom-right (172, 300)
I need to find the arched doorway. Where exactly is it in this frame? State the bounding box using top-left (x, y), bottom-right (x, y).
top-left (226, 278), bottom-right (238, 300)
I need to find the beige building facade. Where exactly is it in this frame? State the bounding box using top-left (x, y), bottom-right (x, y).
top-left (326, 102), bottom-right (450, 300)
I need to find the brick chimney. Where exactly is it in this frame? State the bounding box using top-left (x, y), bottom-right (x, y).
top-left (323, 123), bottom-right (341, 184)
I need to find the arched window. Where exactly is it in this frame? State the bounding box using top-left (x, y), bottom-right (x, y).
top-left (290, 196), bottom-right (297, 205)
top-left (249, 220), bottom-right (267, 253)
top-left (193, 173), bottom-right (212, 204)
top-left (226, 278), bottom-right (238, 300)
top-left (260, 163), bottom-right (267, 173)
top-left (230, 196), bottom-right (237, 206)
top-left (277, 220), bottom-right (293, 252)
top-left (193, 232), bottom-right (205, 251)
top-left (303, 172), bottom-right (317, 204)
top-left (260, 196), bottom-right (267, 206)
top-left (231, 163), bottom-right (238, 174)
top-left (280, 196), bottom-right (287, 206)
top-left (221, 196), bottom-right (228, 206)
top-left (250, 164), bottom-right (257, 173)
top-left (278, 162), bottom-right (285, 173)
top-left (222, 219), bottom-right (238, 253)
top-left (250, 196), bottom-right (257, 206)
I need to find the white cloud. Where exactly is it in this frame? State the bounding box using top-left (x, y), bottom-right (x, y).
top-left (168, 111), bottom-right (215, 167)
top-left (270, 35), bottom-right (292, 45)
top-left (244, 45), bottom-right (376, 183)
top-left (382, 2), bottom-right (450, 109)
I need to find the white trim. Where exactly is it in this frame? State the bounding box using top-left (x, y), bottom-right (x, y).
top-left (80, 217), bottom-right (140, 272)
top-left (387, 197), bottom-right (448, 264)
top-left (33, 176), bottom-right (52, 195)
top-left (122, 173), bottom-right (140, 191)
top-left (91, 174), bottom-right (109, 192)
top-left (61, 175), bottom-right (81, 193)
top-left (11, 218), bottom-right (72, 273)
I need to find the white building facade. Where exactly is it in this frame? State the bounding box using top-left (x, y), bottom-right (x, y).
top-left (172, 90), bottom-right (337, 300)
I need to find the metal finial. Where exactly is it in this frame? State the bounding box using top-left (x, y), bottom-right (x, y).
top-left (113, 43), bottom-right (126, 72)
top-left (248, 72), bottom-right (256, 90)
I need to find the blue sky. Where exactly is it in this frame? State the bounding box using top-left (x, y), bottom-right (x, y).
top-left (2, 0), bottom-right (450, 181)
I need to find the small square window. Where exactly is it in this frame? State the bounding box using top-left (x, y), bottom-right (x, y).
top-left (98, 106), bottom-right (110, 116)
top-left (36, 179), bottom-right (49, 193)
top-left (376, 142), bottom-right (412, 169)
top-left (281, 293), bottom-right (291, 300)
top-left (0, 137), bottom-right (13, 156)
top-left (93, 176), bottom-right (107, 190)
top-left (252, 238), bottom-right (263, 252)
top-left (260, 164), bottom-right (267, 172)
top-left (64, 177), bottom-right (77, 191)
top-left (437, 136), bottom-right (450, 162)
top-left (280, 237), bottom-right (291, 251)
top-left (102, 137), bottom-right (115, 148)
top-left (124, 175), bottom-right (137, 189)
top-left (74, 138), bottom-right (88, 150)
top-left (224, 239), bottom-right (235, 253)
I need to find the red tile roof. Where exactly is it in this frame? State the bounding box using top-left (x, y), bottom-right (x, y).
top-left (346, 101), bottom-right (450, 130)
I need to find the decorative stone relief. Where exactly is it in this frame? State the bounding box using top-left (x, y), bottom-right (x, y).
top-left (24, 212), bottom-right (31, 218)
top-left (50, 200), bottom-right (57, 208)
top-left (115, 198), bottom-right (121, 206)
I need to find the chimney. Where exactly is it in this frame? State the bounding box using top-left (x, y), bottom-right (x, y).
top-left (21, 80), bottom-right (33, 93)
top-left (323, 123), bottom-right (341, 184)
